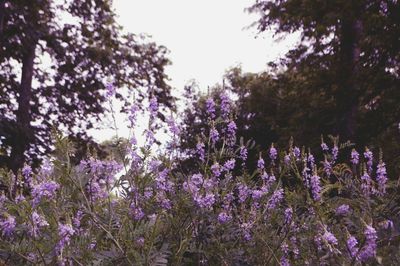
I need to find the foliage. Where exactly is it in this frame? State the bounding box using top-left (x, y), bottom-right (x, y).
top-left (246, 0), bottom-right (400, 165)
top-left (0, 0), bottom-right (174, 171)
top-left (179, 65), bottom-right (400, 179)
top-left (1, 95), bottom-right (399, 265)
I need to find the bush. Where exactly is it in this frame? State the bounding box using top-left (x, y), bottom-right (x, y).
top-left (0, 94), bottom-right (399, 265)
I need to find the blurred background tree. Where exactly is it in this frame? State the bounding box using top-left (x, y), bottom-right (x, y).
top-left (246, 0), bottom-right (400, 166)
top-left (179, 0), bottom-right (400, 174)
top-left (0, 0), bottom-right (174, 172)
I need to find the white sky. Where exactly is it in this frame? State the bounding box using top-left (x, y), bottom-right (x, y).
top-left (89, 0), bottom-right (299, 142)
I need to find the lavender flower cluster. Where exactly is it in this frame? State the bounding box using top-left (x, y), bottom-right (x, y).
top-left (0, 91), bottom-right (397, 265)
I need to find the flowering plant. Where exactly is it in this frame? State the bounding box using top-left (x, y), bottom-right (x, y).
top-left (0, 92), bottom-right (399, 265)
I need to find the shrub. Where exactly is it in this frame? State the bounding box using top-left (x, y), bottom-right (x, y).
top-left (0, 94), bottom-right (399, 265)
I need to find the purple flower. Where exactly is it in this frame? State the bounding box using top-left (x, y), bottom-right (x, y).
top-left (226, 120), bottom-right (237, 145)
top-left (27, 253), bottom-right (38, 263)
top-left (29, 211), bottom-right (49, 238)
top-left (183, 174), bottom-right (203, 194)
top-left (284, 154), bottom-right (291, 166)
top-left (194, 193), bottom-right (215, 209)
top-left (308, 153), bottom-right (315, 168)
top-left (87, 180), bottom-right (107, 201)
top-left (364, 148), bottom-right (374, 172)
top-left (281, 241), bottom-right (289, 255)
top-left (323, 159), bottom-right (332, 176)
top-left (81, 160), bottom-right (122, 199)
top-left (158, 197), bottom-right (172, 210)
top-left (149, 159), bottom-right (162, 172)
top-left (336, 204), bottom-right (350, 216)
top-left (210, 127), bottom-right (220, 145)
top-left (351, 149), bottom-right (360, 165)
top-left (156, 169), bottom-right (173, 192)
top-left (240, 222), bottom-right (253, 241)
top-left (380, 219), bottom-right (394, 230)
top-left (361, 171), bottom-right (372, 196)
top-left (332, 145), bottom-right (339, 161)
top-left (284, 207), bottom-right (293, 225)
top-left (237, 183), bottom-right (250, 203)
top-left (167, 115), bottom-right (180, 136)
top-left (257, 157), bottom-right (265, 170)
top-left (130, 135), bottom-right (138, 147)
top-left (347, 235), bottom-right (359, 258)
top-left (144, 129), bottom-right (156, 147)
top-left (203, 178), bottom-right (217, 191)
top-left (220, 92), bottom-right (230, 119)
top-left (73, 210), bottom-right (83, 230)
top-left (321, 142), bottom-right (329, 151)
top-left (280, 256), bottom-right (290, 266)
top-left (314, 235), bottom-right (323, 251)
top-left (269, 145), bottom-right (278, 161)
top-left (223, 159), bottom-right (236, 172)
top-left (0, 215), bottom-right (16, 237)
top-left (251, 189), bottom-right (264, 201)
top-left (128, 104), bottom-right (140, 126)
top-left (89, 241), bottom-right (96, 250)
top-left (105, 83), bottom-right (115, 97)
top-left (134, 237), bottom-right (144, 247)
top-left (56, 223), bottom-right (75, 253)
top-left (130, 202), bottom-right (145, 220)
top-left (359, 225), bottom-right (377, 262)
top-left (130, 151), bottom-right (142, 169)
top-left (310, 173), bottom-right (321, 201)
top-left (262, 172), bottom-right (276, 191)
top-left (240, 146), bottom-right (248, 161)
top-left (227, 120), bottom-right (237, 134)
top-left (211, 163), bottom-right (221, 177)
top-left (376, 161), bottom-right (387, 195)
top-left (15, 194), bottom-right (25, 203)
top-left (205, 97), bottom-right (216, 119)
top-left (196, 142), bottom-right (205, 162)
top-left (290, 236), bottom-right (299, 258)
top-left (293, 146), bottom-right (301, 159)
top-left (302, 168), bottom-right (311, 188)
top-left (281, 242), bottom-right (290, 265)
top-left (0, 194), bottom-right (6, 207)
top-left (323, 230), bottom-right (338, 247)
top-left (222, 193), bottom-right (234, 209)
top-left (149, 97), bottom-right (158, 118)
top-left (32, 181), bottom-right (60, 206)
top-left (365, 225), bottom-right (378, 240)
top-left (39, 158), bottom-right (53, 179)
top-left (22, 165), bottom-right (32, 186)
top-left (266, 188), bottom-right (284, 210)
top-left (144, 187), bottom-right (153, 199)
top-left (217, 212), bottom-right (231, 224)
top-left (191, 174), bottom-right (204, 187)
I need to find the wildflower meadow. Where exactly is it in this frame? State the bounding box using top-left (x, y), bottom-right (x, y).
top-left (1, 1), bottom-right (400, 265)
top-left (1, 91), bottom-right (399, 265)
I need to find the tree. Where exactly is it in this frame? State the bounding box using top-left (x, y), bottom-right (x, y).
top-left (179, 62), bottom-right (400, 176)
top-left (248, 0), bottom-right (400, 145)
top-left (178, 67), bottom-right (328, 173)
top-left (0, 0), bottom-right (174, 172)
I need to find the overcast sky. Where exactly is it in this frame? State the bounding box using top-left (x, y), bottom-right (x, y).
top-left (90, 0), bottom-right (299, 142)
top-left (113, 0), bottom-right (299, 89)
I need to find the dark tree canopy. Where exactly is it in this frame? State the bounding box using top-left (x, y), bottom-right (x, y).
top-left (0, 0), bottom-right (174, 172)
top-left (247, 0), bottom-right (400, 144)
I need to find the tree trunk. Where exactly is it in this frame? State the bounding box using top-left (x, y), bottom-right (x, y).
top-left (0, 0), bottom-right (5, 35)
top-left (9, 41), bottom-right (36, 174)
top-left (337, 14), bottom-right (363, 142)
top-left (0, 0), bottom-right (5, 49)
